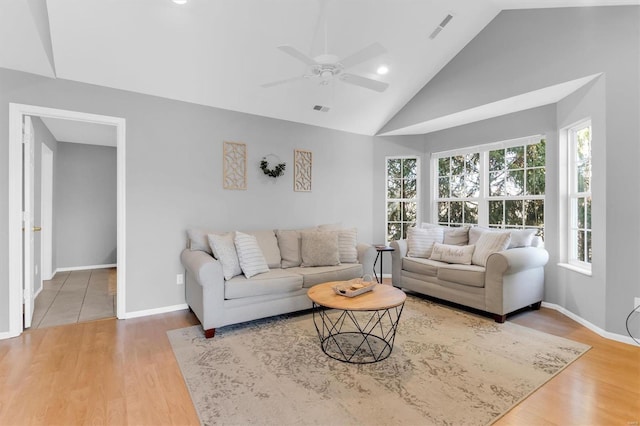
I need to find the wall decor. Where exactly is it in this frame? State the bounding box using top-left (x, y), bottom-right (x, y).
top-left (260, 154), bottom-right (286, 178)
top-left (223, 141), bottom-right (247, 190)
top-left (294, 149), bottom-right (312, 192)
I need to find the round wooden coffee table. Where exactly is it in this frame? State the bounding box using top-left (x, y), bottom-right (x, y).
top-left (307, 282), bottom-right (406, 364)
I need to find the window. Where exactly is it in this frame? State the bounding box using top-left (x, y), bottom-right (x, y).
top-left (436, 153), bottom-right (479, 226)
top-left (386, 157), bottom-right (419, 242)
top-left (568, 121), bottom-right (592, 266)
top-left (487, 142), bottom-right (545, 235)
top-left (433, 137), bottom-right (545, 234)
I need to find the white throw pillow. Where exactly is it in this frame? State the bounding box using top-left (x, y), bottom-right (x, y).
top-left (207, 233), bottom-right (242, 280)
top-left (338, 228), bottom-right (358, 263)
top-left (407, 227), bottom-right (444, 258)
top-left (509, 229), bottom-right (537, 248)
top-left (234, 231), bottom-right (270, 278)
top-left (429, 243), bottom-right (475, 265)
top-left (300, 231), bottom-right (340, 267)
top-left (471, 231), bottom-right (511, 267)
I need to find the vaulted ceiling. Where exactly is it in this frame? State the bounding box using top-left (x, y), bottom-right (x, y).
top-left (1, 0), bottom-right (636, 136)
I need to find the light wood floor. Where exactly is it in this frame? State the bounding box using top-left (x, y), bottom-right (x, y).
top-left (0, 298), bottom-right (638, 425)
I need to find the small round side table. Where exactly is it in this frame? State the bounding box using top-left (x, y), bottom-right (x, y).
top-left (373, 245), bottom-right (395, 284)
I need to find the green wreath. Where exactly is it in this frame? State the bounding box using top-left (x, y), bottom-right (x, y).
top-left (260, 156), bottom-right (286, 178)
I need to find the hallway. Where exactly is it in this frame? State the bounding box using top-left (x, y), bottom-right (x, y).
top-left (32, 268), bottom-right (116, 329)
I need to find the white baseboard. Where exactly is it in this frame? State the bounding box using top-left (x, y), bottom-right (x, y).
top-left (56, 264), bottom-right (117, 273)
top-left (0, 330), bottom-right (21, 340)
top-left (542, 302), bottom-right (639, 346)
top-left (122, 303), bottom-right (189, 319)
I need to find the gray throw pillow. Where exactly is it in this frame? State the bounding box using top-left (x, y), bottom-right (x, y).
top-left (300, 231), bottom-right (340, 267)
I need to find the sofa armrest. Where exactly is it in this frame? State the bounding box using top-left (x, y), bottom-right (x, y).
top-left (485, 247), bottom-right (549, 316)
top-left (486, 247), bottom-right (549, 276)
top-left (180, 249), bottom-right (225, 330)
top-left (390, 240), bottom-right (407, 287)
top-left (357, 243), bottom-right (377, 278)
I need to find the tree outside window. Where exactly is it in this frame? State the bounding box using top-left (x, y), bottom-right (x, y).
top-left (433, 137), bottom-right (545, 234)
top-left (569, 122), bottom-right (592, 265)
top-left (386, 157), bottom-right (419, 241)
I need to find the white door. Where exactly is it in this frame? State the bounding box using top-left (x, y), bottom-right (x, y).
top-left (41, 144), bottom-right (54, 280)
top-left (23, 116), bottom-right (36, 329)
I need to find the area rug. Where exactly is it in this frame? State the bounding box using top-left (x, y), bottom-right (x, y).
top-left (167, 296), bottom-right (589, 426)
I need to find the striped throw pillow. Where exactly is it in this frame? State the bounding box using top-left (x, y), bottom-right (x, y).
top-left (471, 231), bottom-right (511, 266)
top-left (338, 228), bottom-right (358, 263)
top-left (234, 231), bottom-right (269, 278)
top-left (407, 227), bottom-right (444, 258)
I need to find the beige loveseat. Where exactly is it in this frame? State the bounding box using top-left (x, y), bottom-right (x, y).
top-left (391, 225), bottom-right (549, 322)
top-left (181, 226), bottom-right (375, 338)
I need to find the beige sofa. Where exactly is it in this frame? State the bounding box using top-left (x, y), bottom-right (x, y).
top-left (181, 226), bottom-right (376, 338)
top-left (390, 226), bottom-right (549, 322)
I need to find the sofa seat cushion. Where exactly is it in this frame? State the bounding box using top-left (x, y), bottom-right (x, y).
top-left (402, 257), bottom-right (448, 277)
top-left (437, 264), bottom-right (486, 288)
top-left (225, 269), bottom-right (303, 299)
top-left (287, 264), bottom-right (363, 288)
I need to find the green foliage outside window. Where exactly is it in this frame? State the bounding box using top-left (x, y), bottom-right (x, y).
top-left (435, 138), bottom-right (545, 236)
top-left (387, 157), bottom-right (419, 241)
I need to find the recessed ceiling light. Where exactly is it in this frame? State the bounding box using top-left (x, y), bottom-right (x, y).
top-left (377, 65), bottom-right (389, 75)
top-left (172, 0), bottom-right (188, 4)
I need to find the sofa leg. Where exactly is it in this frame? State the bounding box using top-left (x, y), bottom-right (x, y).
top-left (493, 314), bottom-right (506, 323)
top-left (531, 301), bottom-right (542, 310)
top-left (204, 328), bottom-right (216, 339)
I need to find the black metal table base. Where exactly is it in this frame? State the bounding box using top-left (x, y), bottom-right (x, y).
top-left (312, 302), bottom-right (405, 364)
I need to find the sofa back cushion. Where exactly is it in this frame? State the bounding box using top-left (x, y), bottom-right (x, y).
top-left (420, 223), bottom-right (470, 246)
top-left (407, 227), bottom-right (444, 258)
top-left (188, 228), bottom-right (215, 254)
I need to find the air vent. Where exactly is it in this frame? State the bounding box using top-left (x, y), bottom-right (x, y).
top-left (313, 105), bottom-right (330, 112)
top-left (429, 14), bottom-right (454, 40)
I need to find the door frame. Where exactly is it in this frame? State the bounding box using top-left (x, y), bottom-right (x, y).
top-left (8, 103), bottom-right (126, 338)
top-left (41, 142), bottom-right (54, 281)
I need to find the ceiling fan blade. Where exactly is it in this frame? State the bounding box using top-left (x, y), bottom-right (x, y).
top-left (277, 45), bottom-right (318, 66)
top-left (261, 75), bottom-right (306, 88)
top-left (339, 42), bottom-right (386, 69)
top-left (340, 73), bottom-right (389, 92)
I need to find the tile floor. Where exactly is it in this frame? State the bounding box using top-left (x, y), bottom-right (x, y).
top-left (32, 268), bottom-right (116, 329)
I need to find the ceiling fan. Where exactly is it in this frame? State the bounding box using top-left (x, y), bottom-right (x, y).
top-left (261, 43), bottom-right (389, 93)
top-left (261, 0), bottom-right (389, 93)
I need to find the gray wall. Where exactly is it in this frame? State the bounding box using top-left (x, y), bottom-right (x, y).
top-left (54, 142), bottom-right (117, 269)
top-left (0, 67), bottom-right (380, 331)
top-left (388, 6), bottom-right (639, 334)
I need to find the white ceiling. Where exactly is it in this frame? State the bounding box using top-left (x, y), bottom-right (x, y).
top-left (1, 0), bottom-right (637, 137)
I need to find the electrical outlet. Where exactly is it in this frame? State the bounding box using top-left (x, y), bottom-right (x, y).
top-left (635, 297), bottom-right (640, 308)
top-left (177, 273), bottom-right (184, 285)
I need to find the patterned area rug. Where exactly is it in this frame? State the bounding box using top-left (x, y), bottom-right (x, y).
top-left (168, 296), bottom-right (589, 426)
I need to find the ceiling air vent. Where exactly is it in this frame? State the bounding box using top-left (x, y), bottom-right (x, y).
top-left (429, 14), bottom-right (454, 40)
top-left (313, 105), bottom-right (330, 112)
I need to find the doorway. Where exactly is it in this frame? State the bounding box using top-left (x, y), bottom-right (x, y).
top-left (8, 104), bottom-right (126, 338)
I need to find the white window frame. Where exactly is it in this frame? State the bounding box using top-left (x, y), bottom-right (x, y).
top-left (431, 135), bottom-right (545, 231)
top-left (385, 156), bottom-right (421, 243)
top-left (566, 119), bottom-right (592, 273)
